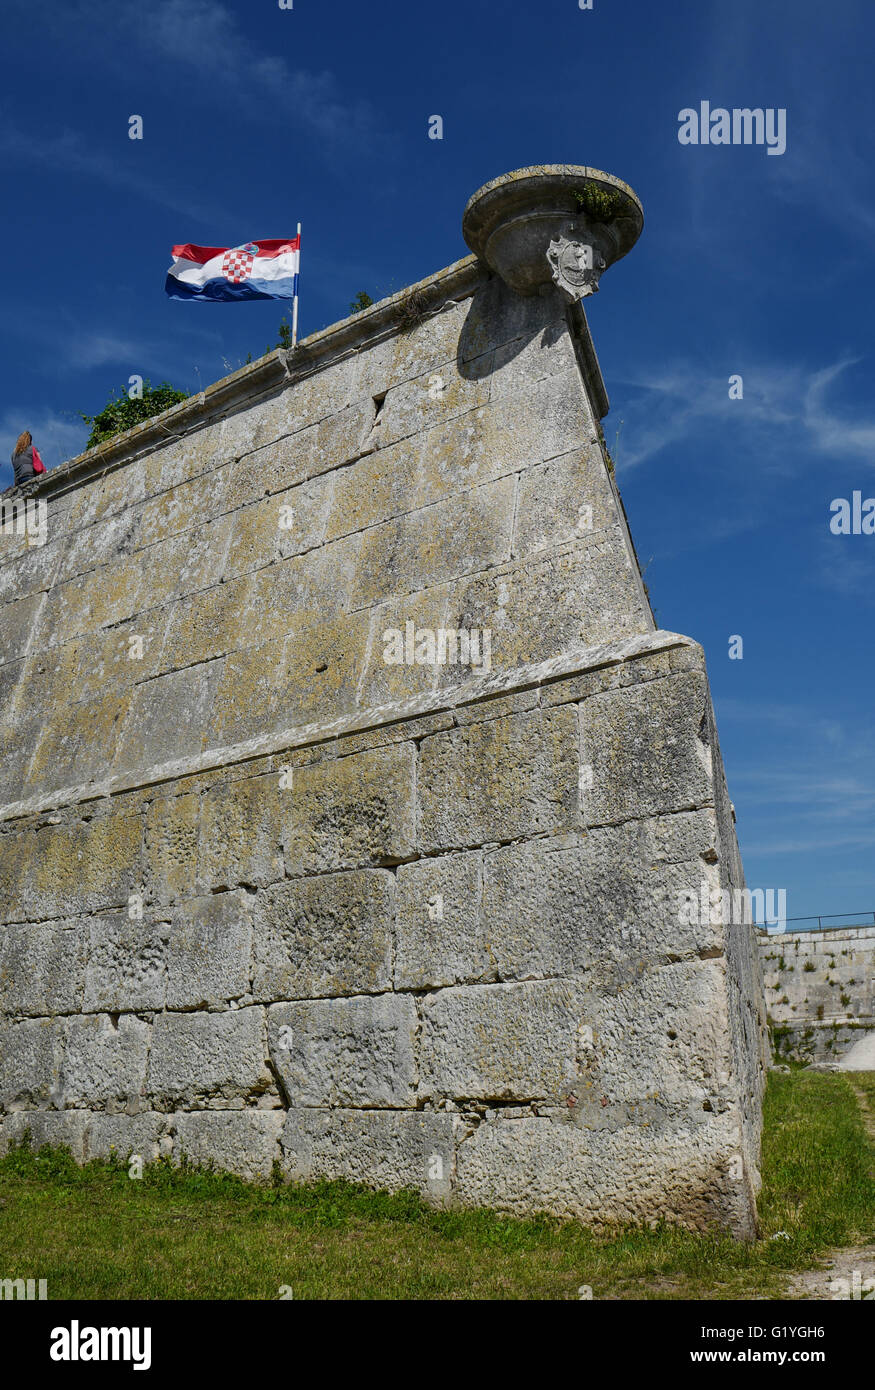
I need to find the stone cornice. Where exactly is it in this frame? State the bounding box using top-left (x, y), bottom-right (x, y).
top-left (0, 630), bottom-right (695, 825)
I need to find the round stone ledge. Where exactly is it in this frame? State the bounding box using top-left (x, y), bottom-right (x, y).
top-left (462, 164), bottom-right (644, 300)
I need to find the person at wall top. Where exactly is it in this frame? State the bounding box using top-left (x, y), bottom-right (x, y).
top-left (11, 431), bottom-right (46, 485)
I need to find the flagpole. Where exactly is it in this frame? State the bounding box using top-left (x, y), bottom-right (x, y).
top-left (292, 222), bottom-right (301, 347)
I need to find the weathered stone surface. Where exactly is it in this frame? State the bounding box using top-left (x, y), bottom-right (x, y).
top-left (113, 661), bottom-right (224, 773)
top-left (420, 980), bottom-right (584, 1103)
top-left (480, 812), bottom-right (724, 982)
top-left (283, 743), bottom-right (416, 874)
top-left (0, 1109), bottom-right (90, 1160)
top-left (379, 356), bottom-right (491, 449)
top-left (59, 1014), bottom-right (149, 1108)
top-left (198, 774), bottom-right (284, 891)
top-left (84, 1112), bottom-right (172, 1164)
top-left (281, 1107), bottom-right (458, 1201)
top-left (14, 817), bottom-right (141, 922)
top-left (443, 531), bottom-right (649, 679)
top-left (579, 670), bottom-right (714, 824)
top-left (149, 1007), bottom-right (270, 1106)
top-left (0, 1017), bottom-right (65, 1107)
top-left (174, 1110), bottom-right (283, 1181)
top-left (418, 706), bottom-right (579, 851)
top-left (513, 446), bottom-right (618, 558)
top-left (0, 920), bottom-right (86, 1014)
top-left (349, 475), bottom-right (515, 610)
top-left (267, 996), bottom-right (417, 1108)
top-left (164, 891), bottom-right (254, 1009)
top-left (252, 870), bottom-right (393, 1001)
top-left (145, 791), bottom-right (200, 904)
top-left (454, 1107), bottom-right (757, 1236)
top-left (84, 911), bottom-right (167, 1013)
top-left (394, 851), bottom-right (486, 989)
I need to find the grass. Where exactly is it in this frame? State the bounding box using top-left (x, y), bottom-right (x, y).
top-left (0, 1071), bottom-right (873, 1300)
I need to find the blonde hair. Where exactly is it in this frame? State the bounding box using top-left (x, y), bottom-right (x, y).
top-left (13, 431), bottom-right (32, 457)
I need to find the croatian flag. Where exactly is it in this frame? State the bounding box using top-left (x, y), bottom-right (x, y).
top-left (165, 236), bottom-right (300, 301)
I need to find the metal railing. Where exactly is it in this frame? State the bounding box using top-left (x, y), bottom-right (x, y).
top-left (764, 911), bottom-right (875, 933)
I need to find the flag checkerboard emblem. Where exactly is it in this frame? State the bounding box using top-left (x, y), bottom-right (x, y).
top-left (222, 247), bottom-right (256, 284)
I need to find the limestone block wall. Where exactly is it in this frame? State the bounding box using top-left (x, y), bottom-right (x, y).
top-left (0, 236), bottom-right (766, 1234)
top-left (761, 927), bottom-right (875, 1063)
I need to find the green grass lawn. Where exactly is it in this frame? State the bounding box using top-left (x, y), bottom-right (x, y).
top-left (1, 1070), bottom-right (873, 1300)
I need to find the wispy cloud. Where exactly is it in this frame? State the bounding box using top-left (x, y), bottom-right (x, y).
top-left (0, 125), bottom-right (231, 226)
top-left (615, 358), bottom-right (875, 471)
top-left (140, 0), bottom-right (382, 147)
top-left (9, 0), bottom-right (386, 155)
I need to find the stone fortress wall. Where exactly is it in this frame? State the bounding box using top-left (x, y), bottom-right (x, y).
top-left (0, 167), bottom-right (768, 1236)
top-left (761, 926), bottom-right (875, 1063)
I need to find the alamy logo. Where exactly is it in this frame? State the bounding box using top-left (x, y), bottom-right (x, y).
top-left (0, 1277), bottom-right (47, 1299)
top-left (678, 883), bottom-right (787, 932)
top-left (829, 491), bottom-right (875, 534)
top-left (383, 621), bottom-right (491, 673)
top-left (50, 1320), bottom-right (152, 1370)
top-left (0, 496), bottom-right (47, 547)
top-left (678, 103), bottom-right (786, 156)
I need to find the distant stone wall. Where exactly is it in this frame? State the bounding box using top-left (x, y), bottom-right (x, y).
top-left (760, 927), bottom-right (875, 1063)
top-left (0, 178), bottom-right (767, 1235)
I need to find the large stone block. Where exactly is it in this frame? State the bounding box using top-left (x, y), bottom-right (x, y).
top-left (144, 791), bottom-right (200, 905)
top-left (420, 980), bottom-right (583, 1103)
top-left (579, 670), bottom-right (714, 825)
top-left (324, 435), bottom-right (421, 543)
top-left (228, 475), bottom-right (332, 569)
top-left (454, 1107), bottom-right (756, 1234)
top-left (267, 995), bottom-right (418, 1107)
top-left (112, 660), bottom-right (224, 774)
top-left (84, 910), bottom-right (168, 1013)
top-left (512, 445), bottom-right (617, 559)
top-left (1, 1109), bottom-right (90, 1161)
top-left (252, 869), bottom-right (393, 1002)
top-left (480, 812), bottom-right (724, 982)
top-left (174, 1110), bottom-right (284, 1181)
top-left (418, 706), bottom-right (579, 851)
top-left (148, 1007), bottom-right (271, 1106)
top-left (25, 687), bottom-right (133, 796)
top-left (163, 891), bottom-right (254, 1009)
top-left (379, 356), bottom-right (491, 449)
top-left (283, 743), bottom-right (416, 875)
top-left (2, 590), bottom-right (46, 662)
top-left (58, 1014), bottom-right (149, 1108)
top-left (444, 531), bottom-right (649, 678)
top-left (84, 1111), bottom-right (172, 1164)
top-left (281, 1107), bottom-right (458, 1201)
top-left (198, 773), bottom-right (284, 892)
top-left (394, 851), bottom-right (486, 989)
top-left (356, 585), bottom-right (454, 707)
top-left (20, 816), bottom-right (142, 921)
top-left (162, 574), bottom-right (254, 669)
top-left (141, 514), bottom-right (235, 604)
top-left (0, 1017), bottom-right (65, 1107)
top-left (0, 920), bottom-right (86, 1015)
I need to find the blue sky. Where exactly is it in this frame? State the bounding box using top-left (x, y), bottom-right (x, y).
top-left (1, 0), bottom-right (872, 921)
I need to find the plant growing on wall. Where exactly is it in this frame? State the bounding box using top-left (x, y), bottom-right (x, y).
top-left (81, 380), bottom-right (188, 449)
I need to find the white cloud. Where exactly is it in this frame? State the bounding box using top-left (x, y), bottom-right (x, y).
top-left (614, 357), bottom-right (875, 471)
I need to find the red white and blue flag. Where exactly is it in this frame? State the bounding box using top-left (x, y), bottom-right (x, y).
top-left (165, 236), bottom-right (301, 302)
